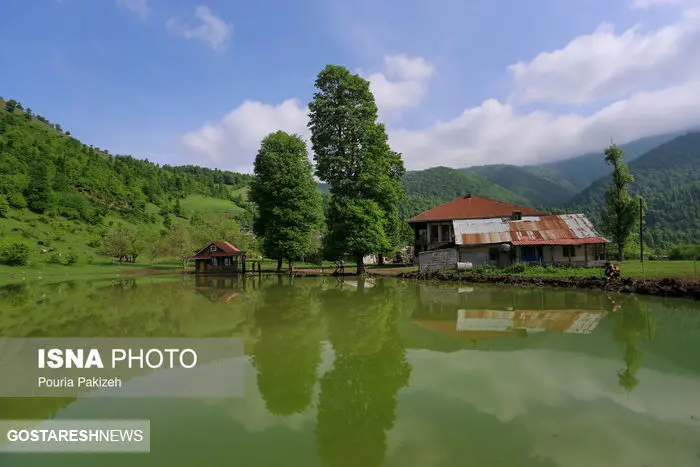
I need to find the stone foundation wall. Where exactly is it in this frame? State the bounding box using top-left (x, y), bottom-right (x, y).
top-left (418, 248), bottom-right (459, 272)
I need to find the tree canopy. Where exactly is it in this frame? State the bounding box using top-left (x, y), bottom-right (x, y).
top-left (600, 143), bottom-right (643, 261)
top-left (308, 65), bottom-right (406, 272)
top-left (249, 131), bottom-right (323, 271)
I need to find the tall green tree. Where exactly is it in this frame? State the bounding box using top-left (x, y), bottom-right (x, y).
top-left (308, 65), bottom-right (405, 274)
top-left (601, 143), bottom-right (642, 261)
top-left (249, 131), bottom-right (323, 272)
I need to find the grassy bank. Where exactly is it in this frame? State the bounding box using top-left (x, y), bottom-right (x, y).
top-left (444, 260), bottom-right (699, 280)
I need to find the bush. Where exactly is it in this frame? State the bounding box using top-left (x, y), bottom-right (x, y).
top-left (63, 254), bottom-right (78, 265)
top-left (87, 237), bottom-right (102, 248)
top-left (471, 264), bottom-right (496, 274)
top-left (0, 239), bottom-right (31, 266)
top-left (668, 244), bottom-right (700, 260)
top-left (7, 192), bottom-right (27, 209)
top-left (0, 195), bottom-right (9, 218)
top-left (45, 253), bottom-right (63, 264)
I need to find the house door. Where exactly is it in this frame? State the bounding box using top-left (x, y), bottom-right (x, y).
top-left (520, 247), bottom-right (540, 262)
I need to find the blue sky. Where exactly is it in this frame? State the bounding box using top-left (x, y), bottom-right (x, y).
top-left (2, 0), bottom-right (699, 172)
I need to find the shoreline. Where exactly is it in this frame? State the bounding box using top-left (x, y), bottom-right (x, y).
top-left (3, 265), bottom-right (699, 301)
top-left (396, 271), bottom-right (700, 301)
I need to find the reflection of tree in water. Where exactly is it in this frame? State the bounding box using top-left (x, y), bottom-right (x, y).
top-left (0, 283), bottom-right (31, 307)
top-left (610, 295), bottom-right (655, 392)
top-left (250, 278), bottom-right (323, 416)
top-left (316, 278), bottom-right (413, 467)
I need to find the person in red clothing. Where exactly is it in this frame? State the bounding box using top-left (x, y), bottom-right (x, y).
top-left (604, 261), bottom-right (621, 281)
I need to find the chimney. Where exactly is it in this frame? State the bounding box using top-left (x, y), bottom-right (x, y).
top-left (464, 193), bottom-right (471, 199)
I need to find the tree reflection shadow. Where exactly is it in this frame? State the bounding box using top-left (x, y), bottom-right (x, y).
top-left (609, 294), bottom-right (655, 393)
top-left (315, 278), bottom-right (414, 467)
top-left (249, 279), bottom-right (323, 416)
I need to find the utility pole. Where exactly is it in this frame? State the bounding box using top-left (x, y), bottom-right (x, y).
top-left (639, 197), bottom-right (645, 275)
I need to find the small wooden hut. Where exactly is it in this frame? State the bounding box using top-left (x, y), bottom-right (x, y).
top-left (185, 241), bottom-right (246, 274)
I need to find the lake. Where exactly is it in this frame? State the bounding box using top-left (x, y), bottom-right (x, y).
top-left (1, 275), bottom-right (699, 466)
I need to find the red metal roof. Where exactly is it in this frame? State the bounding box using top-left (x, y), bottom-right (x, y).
top-left (186, 241), bottom-right (244, 259)
top-left (407, 196), bottom-right (543, 222)
top-left (511, 238), bottom-right (608, 245)
top-left (212, 241), bottom-right (240, 253)
top-left (454, 214), bottom-right (609, 246)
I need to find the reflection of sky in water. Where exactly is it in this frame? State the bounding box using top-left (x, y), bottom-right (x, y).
top-left (29, 343), bottom-right (700, 467)
top-left (81, 357), bottom-right (246, 398)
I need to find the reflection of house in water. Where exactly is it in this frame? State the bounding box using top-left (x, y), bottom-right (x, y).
top-left (457, 309), bottom-right (605, 334)
top-left (412, 283), bottom-right (609, 341)
top-left (194, 275), bottom-right (240, 302)
top-left (343, 278), bottom-right (375, 288)
top-left (414, 309), bottom-right (606, 341)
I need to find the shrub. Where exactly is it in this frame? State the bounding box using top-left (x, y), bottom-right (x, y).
top-left (0, 239), bottom-right (31, 266)
top-left (7, 192), bottom-right (27, 209)
top-left (0, 195), bottom-right (9, 218)
top-left (471, 264), bottom-right (496, 274)
top-left (63, 254), bottom-right (78, 265)
top-left (87, 237), bottom-right (102, 248)
top-left (45, 253), bottom-right (63, 264)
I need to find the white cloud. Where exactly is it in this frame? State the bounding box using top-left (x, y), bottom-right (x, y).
top-left (391, 80), bottom-right (700, 169)
top-left (508, 14), bottom-right (700, 104)
top-left (364, 55), bottom-right (435, 114)
top-left (182, 79), bottom-right (700, 171)
top-left (166, 6), bottom-right (231, 50)
top-left (181, 99), bottom-right (309, 172)
top-left (116, 0), bottom-right (149, 20)
top-left (181, 13), bottom-right (700, 172)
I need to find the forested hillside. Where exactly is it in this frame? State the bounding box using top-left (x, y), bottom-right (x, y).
top-left (462, 165), bottom-right (577, 208)
top-left (0, 98), bottom-right (251, 224)
top-left (531, 131), bottom-right (684, 193)
top-left (0, 97), bottom-right (256, 267)
top-left (321, 167), bottom-right (532, 219)
top-left (398, 167), bottom-right (531, 219)
top-left (568, 132), bottom-right (700, 247)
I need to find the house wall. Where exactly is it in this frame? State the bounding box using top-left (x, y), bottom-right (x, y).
top-left (458, 245), bottom-right (512, 267)
top-left (418, 248), bottom-right (459, 272)
top-left (533, 245), bottom-right (605, 267)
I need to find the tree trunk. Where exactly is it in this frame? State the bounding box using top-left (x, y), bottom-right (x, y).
top-left (618, 243), bottom-right (624, 262)
top-left (288, 260), bottom-right (294, 274)
top-left (356, 255), bottom-right (365, 275)
top-left (378, 254), bottom-right (384, 265)
top-left (276, 258), bottom-right (283, 273)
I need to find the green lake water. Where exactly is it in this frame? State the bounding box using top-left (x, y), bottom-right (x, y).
top-left (1, 275), bottom-right (699, 466)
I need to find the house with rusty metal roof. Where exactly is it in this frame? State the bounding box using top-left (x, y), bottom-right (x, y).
top-left (407, 194), bottom-right (609, 271)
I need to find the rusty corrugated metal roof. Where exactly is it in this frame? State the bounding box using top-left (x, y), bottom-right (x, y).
top-left (453, 214), bottom-right (608, 246)
top-left (408, 196), bottom-right (543, 222)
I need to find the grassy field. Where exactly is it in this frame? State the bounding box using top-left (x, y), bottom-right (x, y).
top-left (0, 193), bottom-right (246, 281)
top-left (456, 260), bottom-right (699, 280)
top-left (180, 194), bottom-right (243, 221)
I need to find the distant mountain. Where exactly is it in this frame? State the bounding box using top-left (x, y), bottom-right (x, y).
top-left (398, 167), bottom-right (530, 219)
top-left (456, 131), bottom-right (688, 208)
top-left (532, 131), bottom-right (686, 192)
top-left (568, 132), bottom-right (700, 247)
top-left (462, 165), bottom-right (577, 208)
top-left (318, 167), bottom-right (531, 219)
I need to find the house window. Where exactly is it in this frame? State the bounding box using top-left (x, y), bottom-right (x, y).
top-left (210, 245), bottom-right (217, 252)
top-left (489, 247), bottom-right (499, 261)
top-left (430, 225), bottom-right (439, 242)
top-left (563, 246), bottom-right (576, 257)
top-left (511, 211), bottom-right (522, 221)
